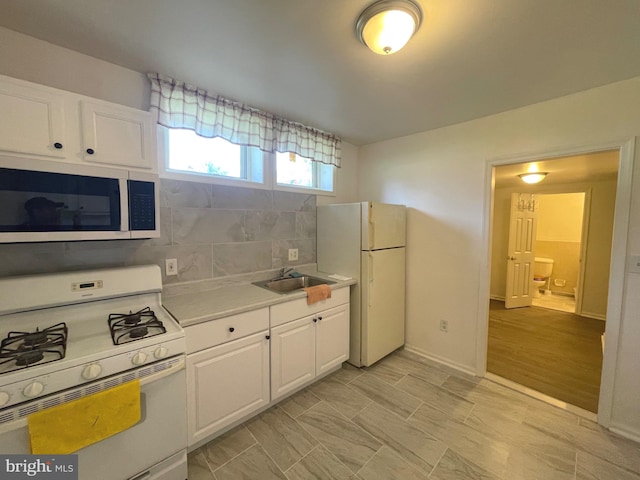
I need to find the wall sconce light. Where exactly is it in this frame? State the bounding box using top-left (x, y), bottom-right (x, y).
top-left (356, 0), bottom-right (423, 55)
top-left (518, 172), bottom-right (548, 184)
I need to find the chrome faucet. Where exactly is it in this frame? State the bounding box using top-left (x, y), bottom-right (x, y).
top-left (277, 267), bottom-right (294, 279)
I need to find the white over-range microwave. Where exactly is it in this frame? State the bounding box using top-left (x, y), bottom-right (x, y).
top-left (0, 156), bottom-right (160, 243)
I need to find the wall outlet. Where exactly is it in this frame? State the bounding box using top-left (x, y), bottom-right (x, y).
top-left (165, 258), bottom-right (178, 276)
top-left (629, 255), bottom-right (640, 274)
top-left (439, 319), bottom-right (449, 333)
top-left (288, 248), bottom-right (299, 261)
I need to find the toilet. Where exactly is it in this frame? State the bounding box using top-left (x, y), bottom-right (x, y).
top-left (532, 257), bottom-right (554, 298)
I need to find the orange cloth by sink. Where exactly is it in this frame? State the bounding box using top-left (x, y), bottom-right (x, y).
top-left (303, 284), bottom-right (332, 305)
top-left (28, 379), bottom-right (141, 454)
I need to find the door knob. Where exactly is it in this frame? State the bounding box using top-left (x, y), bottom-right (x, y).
top-left (507, 256), bottom-right (517, 260)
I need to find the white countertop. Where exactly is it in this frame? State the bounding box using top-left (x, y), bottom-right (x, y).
top-left (162, 273), bottom-right (356, 327)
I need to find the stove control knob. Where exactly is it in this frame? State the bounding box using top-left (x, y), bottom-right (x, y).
top-left (154, 346), bottom-right (169, 359)
top-left (0, 391), bottom-right (9, 407)
top-left (132, 352), bottom-right (148, 365)
top-left (23, 381), bottom-right (44, 398)
top-left (82, 363), bottom-right (102, 380)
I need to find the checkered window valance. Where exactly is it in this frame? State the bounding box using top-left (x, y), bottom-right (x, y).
top-left (147, 73), bottom-right (341, 167)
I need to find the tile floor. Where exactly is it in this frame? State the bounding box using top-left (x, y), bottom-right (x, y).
top-left (531, 292), bottom-right (576, 313)
top-left (187, 349), bottom-right (640, 480)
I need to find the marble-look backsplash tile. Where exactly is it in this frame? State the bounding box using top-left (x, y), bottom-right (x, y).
top-left (0, 179), bottom-right (318, 285)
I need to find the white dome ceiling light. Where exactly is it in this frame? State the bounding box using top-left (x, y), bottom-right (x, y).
top-left (356, 0), bottom-right (423, 55)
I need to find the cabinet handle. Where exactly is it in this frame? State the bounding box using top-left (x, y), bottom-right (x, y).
top-left (312, 318), bottom-right (318, 323)
top-left (317, 316), bottom-right (323, 321)
top-left (229, 327), bottom-right (235, 333)
top-left (265, 335), bottom-right (270, 340)
top-left (86, 148), bottom-right (95, 155)
top-left (53, 142), bottom-right (63, 149)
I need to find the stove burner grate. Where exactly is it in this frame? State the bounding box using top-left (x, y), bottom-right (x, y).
top-left (108, 307), bottom-right (166, 345)
top-left (0, 323), bottom-right (67, 371)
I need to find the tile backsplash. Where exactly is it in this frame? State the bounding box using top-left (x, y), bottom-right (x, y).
top-left (0, 179), bottom-right (317, 284)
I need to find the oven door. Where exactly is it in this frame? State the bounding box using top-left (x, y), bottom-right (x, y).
top-left (0, 356), bottom-right (187, 480)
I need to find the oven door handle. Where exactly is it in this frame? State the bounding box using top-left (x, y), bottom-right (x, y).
top-left (0, 356), bottom-right (185, 435)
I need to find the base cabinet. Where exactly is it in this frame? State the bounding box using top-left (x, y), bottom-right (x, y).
top-left (186, 331), bottom-right (270, 446)
top-left (271, 303), bottom-right (349, 401)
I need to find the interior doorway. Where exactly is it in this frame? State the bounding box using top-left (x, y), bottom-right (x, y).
top-left (486, 149), bottom-right (619, 414)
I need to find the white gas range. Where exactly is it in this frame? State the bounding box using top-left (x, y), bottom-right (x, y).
top-left (0, 265), bottom-right (187, 480)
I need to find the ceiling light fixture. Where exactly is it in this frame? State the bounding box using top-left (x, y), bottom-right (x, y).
top-left (356, 0), bottom-right (423, 55)
top-left (519, 172), bottom-right (548, 184)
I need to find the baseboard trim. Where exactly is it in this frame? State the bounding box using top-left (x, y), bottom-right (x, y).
top-left (580, 310), bottom-right (607, 321)
top-left (490, 295), bottom-right (505, 301)
top-left (609, 424), bottom-right (640, 443)
top-left (484, 372), bottom-right (598, 422)
top-left (404, 344), bottom-right (476, 376)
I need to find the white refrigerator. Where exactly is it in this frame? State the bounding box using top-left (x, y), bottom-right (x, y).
top-left (317, 202), bottom-right (406, 367)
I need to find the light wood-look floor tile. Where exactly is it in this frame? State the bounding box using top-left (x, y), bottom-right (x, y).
top-left (297, 401), bottom-right (382, 473)
top-left (353, 402), bottom-right (446, 475)
top-left (430, 448), bottom-right (500, 480)
top-left (349, 372), bottom-right (422, 419)
top-left (202, 425), bottom-right (256, 470)
top-left (189, 350), bottom-right (640, 480)
top-left (245, 406), bottom-right (317, 471)
top-left (214, 444), bottom-right (287, 480)
top-left (309, 376), bottom-right (372, 419)
top-left (358, 445), bottom-right (429, 480)
top-left (285, 445), bottom-right (355, 480)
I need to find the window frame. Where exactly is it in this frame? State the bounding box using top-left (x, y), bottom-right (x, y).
top-left (157, 126), bottom-right (336, 195)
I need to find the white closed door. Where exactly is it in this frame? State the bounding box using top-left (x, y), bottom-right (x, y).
top-left (187, 331), bottom-right (270, 446)
top-left (270, 316), bottom-right (316, 400)
top-left (81, 100), bottom-right (155, 169)
top-left (0, 81), bottom-right (66, 158)
top-left (362, 202), bottom-right (406, 250)
top-left (361, 247), bottom-right (406, 366)
top-left (505, 193), bottom-right (538, 309)
top-left (316, 304), bottom-right (350, 375)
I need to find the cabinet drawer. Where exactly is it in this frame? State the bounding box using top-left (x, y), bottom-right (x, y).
top-left (270, 287), bottom-right (349, 327)
top-left (185, 308), bottom-right (269, 354)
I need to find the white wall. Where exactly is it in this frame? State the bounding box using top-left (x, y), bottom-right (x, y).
top-left (359, 76), bottom-right (640, 438)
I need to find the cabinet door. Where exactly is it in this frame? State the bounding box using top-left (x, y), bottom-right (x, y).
top-left (80, 100), bottom-right (156, 170)
top-left (187, 331), bottom-right (270, 446)
top-left (0, 80), bottom-right (66, 158)
top-left (270, 316), bottom-right (316, 401)
top-left (316, 304), bottom-right (350, 375)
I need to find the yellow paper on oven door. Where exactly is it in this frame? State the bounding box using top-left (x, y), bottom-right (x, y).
top-left (28, 379), bottom-right (141, 454)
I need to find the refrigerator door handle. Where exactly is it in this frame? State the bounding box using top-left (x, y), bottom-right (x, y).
top-left (368, 253), bottom-right (374, 307)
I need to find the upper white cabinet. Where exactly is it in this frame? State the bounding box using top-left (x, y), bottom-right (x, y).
top-left (0, 80), bottom-right (66, 158)
top-left (0, 74), bottom-right (157, 172)
top-left (81, 100), bottom-right (155, 170)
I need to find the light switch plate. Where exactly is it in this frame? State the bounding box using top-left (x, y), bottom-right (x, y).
top-left (165, 258), bottom-right (178, 276)
top-left (629, 255), bottom-right (640, 274)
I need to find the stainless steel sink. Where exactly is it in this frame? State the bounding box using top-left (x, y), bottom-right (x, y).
top-left (252, 275), bottom-right (335, 293)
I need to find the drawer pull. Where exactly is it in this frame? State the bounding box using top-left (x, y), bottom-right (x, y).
top-left (265, 335), bottom-right (270, 340)
top-left (229, 327), bottom-right (235, 333)
top-left (86, 148), bottom-right (95, 155)
top-left (53, 142), bottom-right (63, 149)
top-left (317, 316), bottom-right (323, 321)
top-left (312, 318), bottom-right (318, 323)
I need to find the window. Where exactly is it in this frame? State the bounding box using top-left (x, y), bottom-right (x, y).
top-left (165, 129), bottom-right (264, 184)
top-left (161, 128), bottom-right (335, 194)
top-left (276, 152), bottom-right (334, 192)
